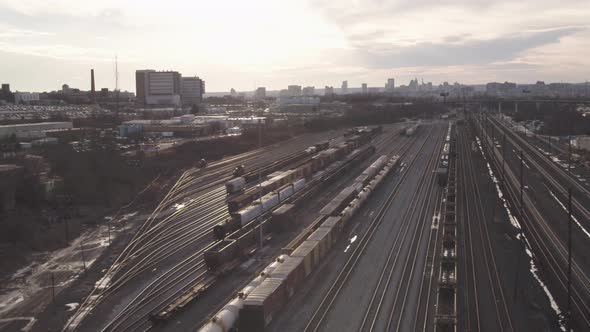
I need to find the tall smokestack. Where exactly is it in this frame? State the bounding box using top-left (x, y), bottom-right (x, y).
top-left (90, 69), bottom-right (96, 103)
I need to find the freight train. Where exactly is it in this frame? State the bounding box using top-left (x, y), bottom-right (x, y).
top-left (344, 125), bottom-right (382, 137)
top-left (213, 178), bottom-right (306, 239)
top-left (225, 133), bottom-right (375, 210)
top-left (205, 145), bottom-right (379, 269)
top-left (217, 138), bottom-right (378, 239)
top-left (437, 124), bottom-right (454, 186)
top-left (225, 141), bottom-right (331, 196)
top-left (198, 155), bottom-right (400, 332)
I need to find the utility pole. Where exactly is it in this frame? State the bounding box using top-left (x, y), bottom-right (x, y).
top-left (257, 118), bottom-right (264, 249)
top-left (502, 133), bottom-right (506, 183)
top-left (568, 137), bottom-right (572, 173)
top-left (80, 241), bottom-right (87, 276)
top-left (51, 273), bottom-right (56, 306)
top-left (567, 188), bottom-right (572, 331)
top-left (513, 232), bottom-right (524, 300)
top-left (520, 150), bottom-right (524, 207)
top-left (107, 218), bottom-right (112, 245)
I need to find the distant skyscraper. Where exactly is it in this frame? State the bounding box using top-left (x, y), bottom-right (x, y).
top-left (361, 83), bottom-right (368, 95)
top-left (409, 78), bottom-right (418, 92)
top-left (287, 85), bottom-right (302, 97)
top-left (325, 86), bottom-right (334, 96)
top-left (341, 80), bottom-right (348, 94)
top-left (255, 87), bottom-right (266, 99)
top-left (385, 78), bottom-right (395, 93)
top-left (302, 86), bottom-right (315, 96)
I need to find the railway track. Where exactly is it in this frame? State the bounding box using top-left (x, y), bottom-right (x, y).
top-left (357, 125), bottom-right (443, 332)
top-left (186, 127), bottom-right (405, 332)
top-left (488, 115), bottom-right (590, 225)
top-left (63, 130), bottom-right (344, 331)
top-left (457, 123), bottom-right (513, 332)
top-left (474, 113), bottom-right (590, 330)
top-left (303, 124), bottom-right (441, 332)
top-left (109, 136), bottom-right (396, 330)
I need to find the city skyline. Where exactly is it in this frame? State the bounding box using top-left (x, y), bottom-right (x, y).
top-left (0, 0), bottom-right (589, 92)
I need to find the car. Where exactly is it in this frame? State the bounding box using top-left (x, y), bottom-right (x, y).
top-left (197, 158), bottom-right (207, 168)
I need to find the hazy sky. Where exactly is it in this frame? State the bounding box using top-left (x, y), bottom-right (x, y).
top-left (1, 0), bottom-right (589, 92)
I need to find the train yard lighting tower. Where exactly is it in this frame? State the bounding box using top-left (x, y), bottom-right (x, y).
top-left (258, 118), bottom-right (264, 250)
top-left (567, 188), bottom-right (573, 331)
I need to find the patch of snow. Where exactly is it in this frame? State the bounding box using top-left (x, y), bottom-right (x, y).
top-left (546, 186), bottom-right (590, 240)
top-left (65, 303), bottom-right (79, 311)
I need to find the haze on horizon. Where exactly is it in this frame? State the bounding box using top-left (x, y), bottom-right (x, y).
top-left (0, 0), bottom-right (588, 93)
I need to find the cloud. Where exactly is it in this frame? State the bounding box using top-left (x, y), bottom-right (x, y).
top-left (341, 27), bottom-right (585, 69)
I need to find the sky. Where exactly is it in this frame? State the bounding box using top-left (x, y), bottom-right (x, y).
top-left (0, 0), bottom-right (589, 93)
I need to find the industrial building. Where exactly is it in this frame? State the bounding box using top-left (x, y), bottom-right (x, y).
top-left (0, 122), bottom-right (73, 139)
top-left (118, 116), bottom-right (268, 137)
top-left (573, 136), bottom-right (590, 151)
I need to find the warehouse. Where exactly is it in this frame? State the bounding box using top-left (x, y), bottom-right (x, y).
top-left (0, 122), bottom-right (73, 140)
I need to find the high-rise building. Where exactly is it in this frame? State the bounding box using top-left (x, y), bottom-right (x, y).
top-left (302, 86), bottom-right (315, 96)
top-left (341, 81), bottom-right (348, 94)
top-left (0, 84), bottom-right (13, 103)
top-left (255, 87), bottom-right (266, 99)
top-left (385, 78), bottom-right (395, 93)
top-left (287, 85), bottom-right (302, 97)
top-left (361, 83), bottom-right (368, 95)
top-left (181, 76), bottom-right (205, 106)
top-left (136, 70), bottom-right (183, 106)
top-left (409, 78), bottom-right (418, 92)
top-left (135, 70), bottom-right (149, 104)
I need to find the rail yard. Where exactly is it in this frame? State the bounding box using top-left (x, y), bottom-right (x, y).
top-left (20, 110), bottom-right (590, 332)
